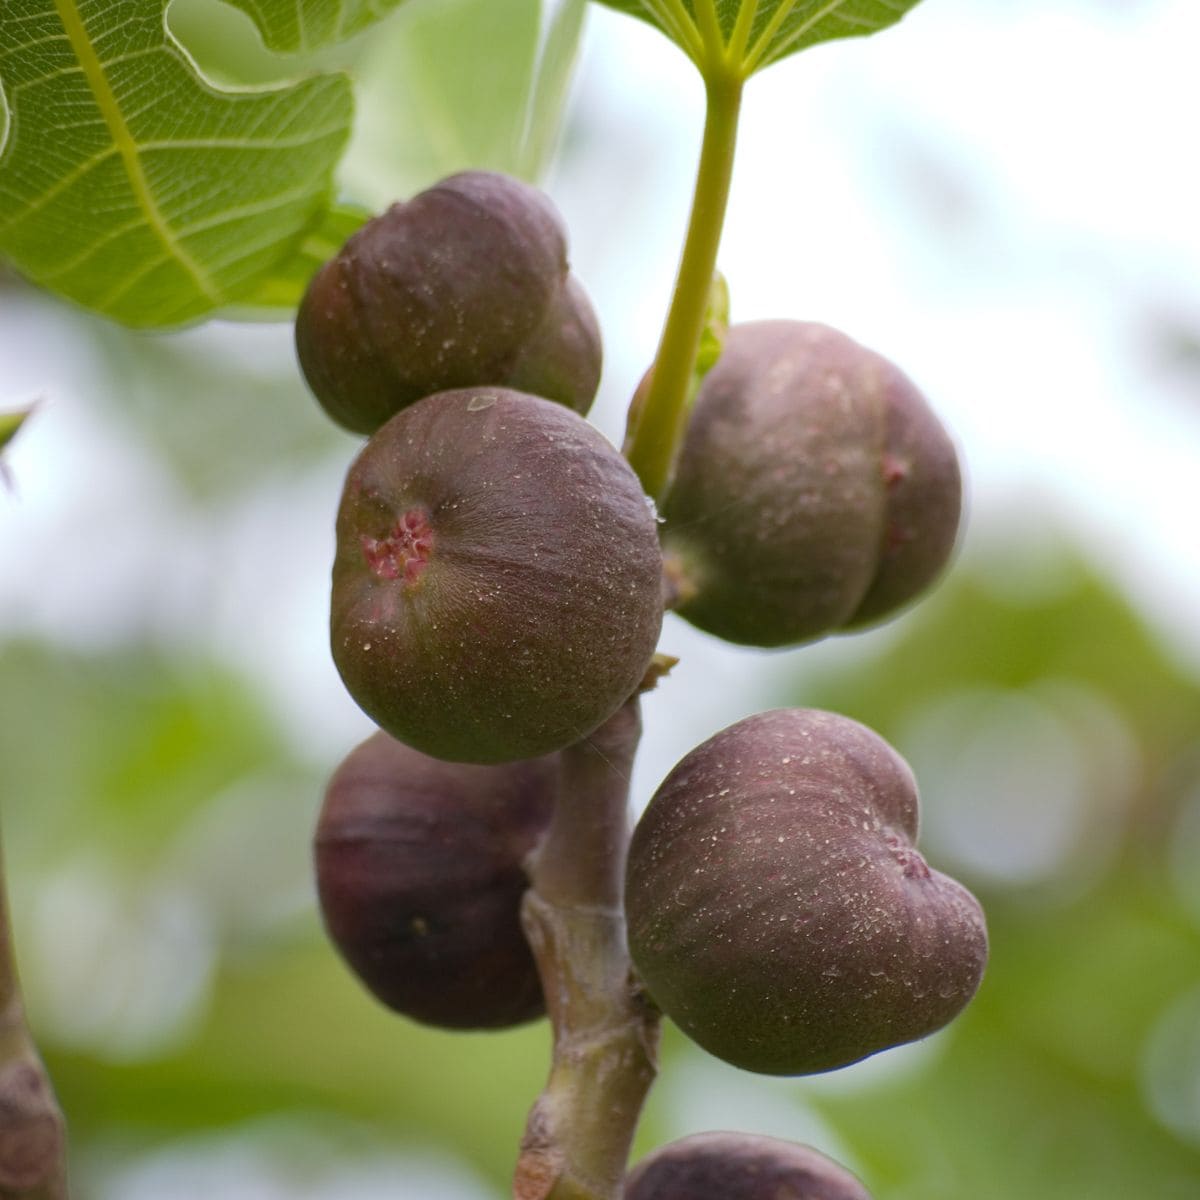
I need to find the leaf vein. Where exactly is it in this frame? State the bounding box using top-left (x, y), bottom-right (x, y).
top-left (51, 0), bottom-right (221, 303)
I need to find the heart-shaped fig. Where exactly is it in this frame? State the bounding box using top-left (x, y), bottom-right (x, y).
top-left (659, 320), bottom-right (961, 647)
top-left (315, 729), bottom-right (556, 1029)
top-left (625, 708), bottom-right (987, 1075)
top-left (331, 387), bottom-right (663, 764)
top-left (296, 170), bottom-right (602, 434)
top-left (626, 1132), bottom-right (872, 1200)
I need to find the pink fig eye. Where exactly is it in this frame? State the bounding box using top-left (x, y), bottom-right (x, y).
top-left (360, 506), bottom-right (435, 586)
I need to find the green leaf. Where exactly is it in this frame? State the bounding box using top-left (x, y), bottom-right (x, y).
top-left (519, 0), bottom-right (588, 179)
top-left (348, 0), bottom-right (538, 189)
top-left (592, 0), bottom-right (923, 77)
top-left (343, 0), bottom-right (586, 198)
top-left (225, 200), bottom-right (369, 315)
top-left (0, 0), bottom-right (353, 327)
top-left (219, 0), bottom-right (409, 56)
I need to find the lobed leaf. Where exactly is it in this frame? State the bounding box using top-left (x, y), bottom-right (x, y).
top-left (0, 0), bottom-right (354, 327)
top-left (224, 200), bottom-right (369, 315)
top-left (593, 0), bottom-right (923, 76)
top-left (220, 0), bottom-right (408, 56)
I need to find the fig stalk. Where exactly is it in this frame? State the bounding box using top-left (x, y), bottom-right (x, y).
top-left (624, 70), bottom-right (742, 502)
top-left (514, 698), bottom-right (660, 1200)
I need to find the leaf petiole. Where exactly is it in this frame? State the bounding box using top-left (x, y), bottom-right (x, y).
top-left (623, 61), bottom-right (743, 501)
top-left (638, 0), bottom-right (705, 64)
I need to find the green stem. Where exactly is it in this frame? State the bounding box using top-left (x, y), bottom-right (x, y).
top-left (625, 71), bottom-right (743, 502)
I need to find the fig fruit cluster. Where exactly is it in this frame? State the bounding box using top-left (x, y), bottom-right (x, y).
top-left (296, 168), bottom-right (986, 1194)
top-left (298, 173), bottom-right (663, 767)
top-left (301, 171), bottom-right (660, 1027)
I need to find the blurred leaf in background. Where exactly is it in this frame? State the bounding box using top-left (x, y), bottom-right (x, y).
top-left (340, 0), bottom-right (587, 205)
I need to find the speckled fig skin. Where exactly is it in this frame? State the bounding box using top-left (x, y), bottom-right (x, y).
top-left (315, 730), bottom-right (555, 1029)
top-left (331, 387), bottom-right (663, 764)
top-left (659, 320), bottom-right (962, 647)
top-left (505, 275), bottom-right (603, 410)
top-left (625, 1132), bottom-right (872, 1200)
top-left (295, 170), bottom-right (602, 434)
top-left (625, 708), bottom-right (987, 1076)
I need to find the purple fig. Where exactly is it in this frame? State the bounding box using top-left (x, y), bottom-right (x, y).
top-left (315, 730), bottom-right (555, 1028)
top-left (295, 171), bottom-right (601, 434)
top-left (625, 708), bottom-right (987, 1075)
top-left (659, 320), bottom-right (962, 647)
top-left (330, 387), bottom-right (663, 764)
top-left (626, 1132), bottom-right (872, 1200)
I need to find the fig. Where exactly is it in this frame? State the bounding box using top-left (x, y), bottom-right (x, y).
top-left (625, 1132), bottom-right (872, 1200)
top-left (295, 170), bottom-right (602, 434)
top-left (625, 708), bottom-right (987, 1076)
top-left (659, 320), bottom-right (961, 647)
top-left (314, 729), bottom-right (555, 1029)
top-left (330, 387), bottom-right (663, 764)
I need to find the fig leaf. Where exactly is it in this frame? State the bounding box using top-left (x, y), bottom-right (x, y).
top-left (0, 0), bottom-right (354, 326)
top-left (592, 0), bottom-right (924, 78)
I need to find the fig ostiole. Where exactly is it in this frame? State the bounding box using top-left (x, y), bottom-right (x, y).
top-left (658, 320), bottom-right (962, 647)
top-left (315, 729), bottom-right (558, 1030)
top-left (295, 170), bottom-right (602, 434)
top-left (331, 387), bottom-right (664, 765)
top-left (625, 1131), bottom-right (872, 1200)
top-left (624, 708), bottom-right (987, 1076)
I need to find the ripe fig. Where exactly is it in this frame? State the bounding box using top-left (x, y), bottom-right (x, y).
top-left (625, 708), bottom-right (987, 1076)
top-left (625, 1132), bottom-right (872, 1200)
top-left (330, 387), bottom-right (663, 764)
top-left (659, 320), bottom-right (962, 647)
top-left (315, 730), bottom-right (555, 1029)
top-left (295, 170), bottom-right (602, 434)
